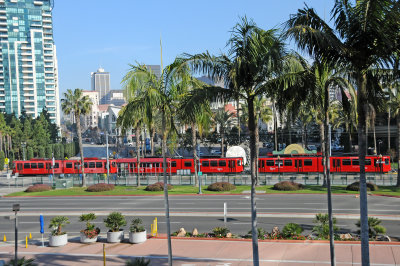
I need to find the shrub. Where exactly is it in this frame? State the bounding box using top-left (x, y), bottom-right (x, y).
top-left (207, 182), bottom-right (236, 191)
top-left (130, 218), bottom-right (145, 233)
top-left (247, 227), bottom-right (267, 240)
top-left (212, 226), bottom-right (230, 238)
top-left (346, 181), bottom-right (378, 191)
top-left (145, 182), bottom-right (173, 191)
top-left (356, 217), bottom-right (386, 240)
top-left (5, 257), bottom-right (37, 266)
top-left (79, 213), bottom-right (100, 238)
top-left (104, 212), bottom-right (126, 232)
top-left (49, 216), bottom-right (70, 236)
top-left (273, 181), bottom-right (304, 191)
top-left (25, 184), bottom-right (52, 193)
top-left (282, 223), bottom-right (303, 238)
top-left (86, 183), bottom-right (115, 192)
top-left (125, 257), bottom-right (150, 266)
top-left (312, 213), bottom-right (339, 239)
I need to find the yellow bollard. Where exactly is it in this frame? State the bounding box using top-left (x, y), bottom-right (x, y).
top-left (3, 235), bottom-right (6, 242)
top-left (25, 235), bottom-right (28, 248)
top-left (29, 233), bottom-right (32, 239)
top-left (103, 243), bottom-right (106, 266)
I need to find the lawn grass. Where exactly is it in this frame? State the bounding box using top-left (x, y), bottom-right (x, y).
top-left (6, 184), bottom-right (400, 197)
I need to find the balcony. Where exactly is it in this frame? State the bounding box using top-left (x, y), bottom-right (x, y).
top-left (22, 63), bottom-right (32, 67)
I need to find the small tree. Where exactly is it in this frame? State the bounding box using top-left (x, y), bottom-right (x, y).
top-left (104, 212), bottom-right (126, 232)
top-left (54, 144), bottom-right (60, 159)
top-left (45, 145), bottom-right (52, 159)
top-left (130, 218), bottom-right (145, 233)
top-left (79, 213), bottom-right (100, 238)
top-left (38, 146), bottom-right (45, 158)
top-left (49, 216), bottom-right (70, 236)
top-left (312, 213), bottom-right (339, 239)
top-left (356, 217), bottom-right (386, 240)
top-left (282, 223), bottom-right (303, 238)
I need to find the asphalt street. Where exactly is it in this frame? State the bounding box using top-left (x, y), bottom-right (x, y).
top-left (0, 194), bottom-right (399, 242)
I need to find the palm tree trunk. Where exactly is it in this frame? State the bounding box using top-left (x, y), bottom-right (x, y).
top-left (150, 128), bottom-right (155, 156)
top-left (324, 79), bottom-right (335, 266)
top-left (192, 122), bottom-right (198, 187)
top-left (388, 110), bottom-right (391, 154)
top-left (273, 102), bottom-right (278, 151)
top-left (247, 97), bottom-right (259, 266)
top-left (302, 124), bottom-right (306, 147)
top-left (397, 116), bottom-right (400, 187)
top-left (221, 129), bottom-right (225, 158)
top-left (348, 124), bottom-right (353, 152)
top-left (366, 119), bottom-right (369, 155)
top-left (255, 121), bottom-right (259, 186)
top-left (357, 73), bottom-right (370, 265)
top-left (237, 98), bottom-right (241, 143)
top-left (305, 125), bottom-right (308, 149)
top-left (162, 112), bottom-right (172, 266)
top-left (320, 123), bottom-right (326, 187)
top-left (76, 113), bottom-right (86, 187)
top-left (136, 126), bottom-right (141, 187)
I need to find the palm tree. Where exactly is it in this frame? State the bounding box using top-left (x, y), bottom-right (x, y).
top-left (179, 17), bottom-right (286, 265)
top-left (119, 60), bottom-right (196, 266)
top-left (61, 89), bottom-right (92, 187)
top-left (285, 1), bottom-right (400, 264)
top-left (212, 109), bottom-right (234, 157)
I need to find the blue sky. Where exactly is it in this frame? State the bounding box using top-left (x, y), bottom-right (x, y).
top-left (52, 0), bottom-right (333, 96)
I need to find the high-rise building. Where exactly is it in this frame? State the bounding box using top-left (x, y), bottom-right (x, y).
top-left (91, 67), bottom-right (110, 104)
top-left (0, 0), bottom-right (60, 125)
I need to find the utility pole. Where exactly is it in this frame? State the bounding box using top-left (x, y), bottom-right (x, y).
top-left (13, 204), bottom-right (20, 266)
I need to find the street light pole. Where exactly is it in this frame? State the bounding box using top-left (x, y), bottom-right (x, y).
top-left (197, 144), bottom-right (202, 194)
top-left (13, 204), bottom-right (20, 266)
top-left (106, 131), bottom-right (109, 180)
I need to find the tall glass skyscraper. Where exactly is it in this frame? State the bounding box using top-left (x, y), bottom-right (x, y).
top-left (91, 67), bottom-right (110, 104)
top-left (0, 0), bottom-right (60, 125)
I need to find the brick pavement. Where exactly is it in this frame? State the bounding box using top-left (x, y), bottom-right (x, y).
top-left (0, 237), bottom-right (399, 265)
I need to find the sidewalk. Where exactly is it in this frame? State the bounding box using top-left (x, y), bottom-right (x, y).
top-left (0, 237), bottom-right (399, 265)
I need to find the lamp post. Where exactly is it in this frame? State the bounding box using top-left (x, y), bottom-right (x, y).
top-left (13, 204), bottom-right (20, 266)
top-left (197, 144), bottom-right (202, 194)
top-left (378, 140), bottom-right (383, 155)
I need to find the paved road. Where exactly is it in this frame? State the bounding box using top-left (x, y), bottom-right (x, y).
top-left (0, 194), bottom-right (399, 241)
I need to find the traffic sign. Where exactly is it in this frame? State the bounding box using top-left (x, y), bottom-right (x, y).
top-left (198, 172), bottom-right (202, 176)
top-left (4, 158), bottom-right (8, 164)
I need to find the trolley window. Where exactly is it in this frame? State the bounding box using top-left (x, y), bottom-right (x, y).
top-left (184, 161), bottom-right (192, 167)
top-left (24, 163), bottom-right (30, 169)
top-left (38, 163), bottom-right (44, 168)
top-left (385, 159), bottom-right (389, 165)
top-left (210, 160), bottom-right (218, 167)
top-left (54, 163), bottom-right (59, 168)
top-left (96, 162), bottom-right (102, 168)
top-left (284, 160), bottom-right (292, 166)
top-left (31, 163), bottom-right (38, 169)
top-left (342, 159), bottom-right (351, 166)
top-left (84, 162), bottom-right (88, 168)
top-left (112, 162), bottom-right (116, 167)
top-left (202, 161), bottom-right (209, 167)
top-left (88, 162), bottom-right (95, 168)
top-left (219, 160), bottom-right (226, 167)
top-left (365, 159), bottom-right (371, 165)
top-left (352, 159), bottom-right (359, 165)
top-left (66, 162), bottom-right (73, 169)
top-left (260, 160), bottom-right (264, 168)
top-left (304, 159), bottom-right (313, 166)
top-left (275, 160), bottom-right (283, 166)
top-left (237, 160), bottom-right (241, 166)
top-left (171, 161), bottom-right (177, 167)
top-left (17, 163), bottom-right (22, 170)
top-left (266, 160), bottom-right (274, 166)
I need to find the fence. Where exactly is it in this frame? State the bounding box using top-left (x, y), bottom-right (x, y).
top-left (8, 171), bottom-right (399, 187)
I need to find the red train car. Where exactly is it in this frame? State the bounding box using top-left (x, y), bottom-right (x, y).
top-left (258, 155), bottom-right (391, 173)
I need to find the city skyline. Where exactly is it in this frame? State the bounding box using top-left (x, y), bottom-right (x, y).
top-left (52, 0), bottom-right (331, 96)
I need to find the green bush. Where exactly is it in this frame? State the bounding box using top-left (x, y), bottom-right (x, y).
top-left (282, 223), bottom-right (303, 238)
top-left (273, 181), bottom-right (304, 191)
top-left (346, 181), bottom-right (378, 191)
top-left (247, 227), bottom-right (267, 239)
top-left (79, 213), bottom-right (100, 238)
top-left (312, 213), bottom-right (339, 239)
top-left (356, 217), bottom-right (386, 239)
top-left (38, 146), bottom-right (45, 158)
top-left (104, 212), bottom-right (126, 232)
top-left (212, 226), bottom-right (230, 238)
top-left (207, 182), bottom-right (236, 191)
top-left (125, 257), bottom-right (150, 266)
top-left (5, 257), bottom-right (37, 266)
top-left (0, 150), bottom-right (4, 170)
top-left (145, 182), bottom-right (173, 191)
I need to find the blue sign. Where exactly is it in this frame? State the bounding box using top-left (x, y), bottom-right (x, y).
top-left (39, 215), bottom-right (44, 234)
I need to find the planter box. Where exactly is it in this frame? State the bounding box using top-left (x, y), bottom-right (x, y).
top-left (80, 231), bottom-right (98, 243)
top-left (107, 230), bottom-right (124, 243)
top-left (129, 230), bottom-right (146, 244)
top-left (49, 234), bottom-right (68, 247)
